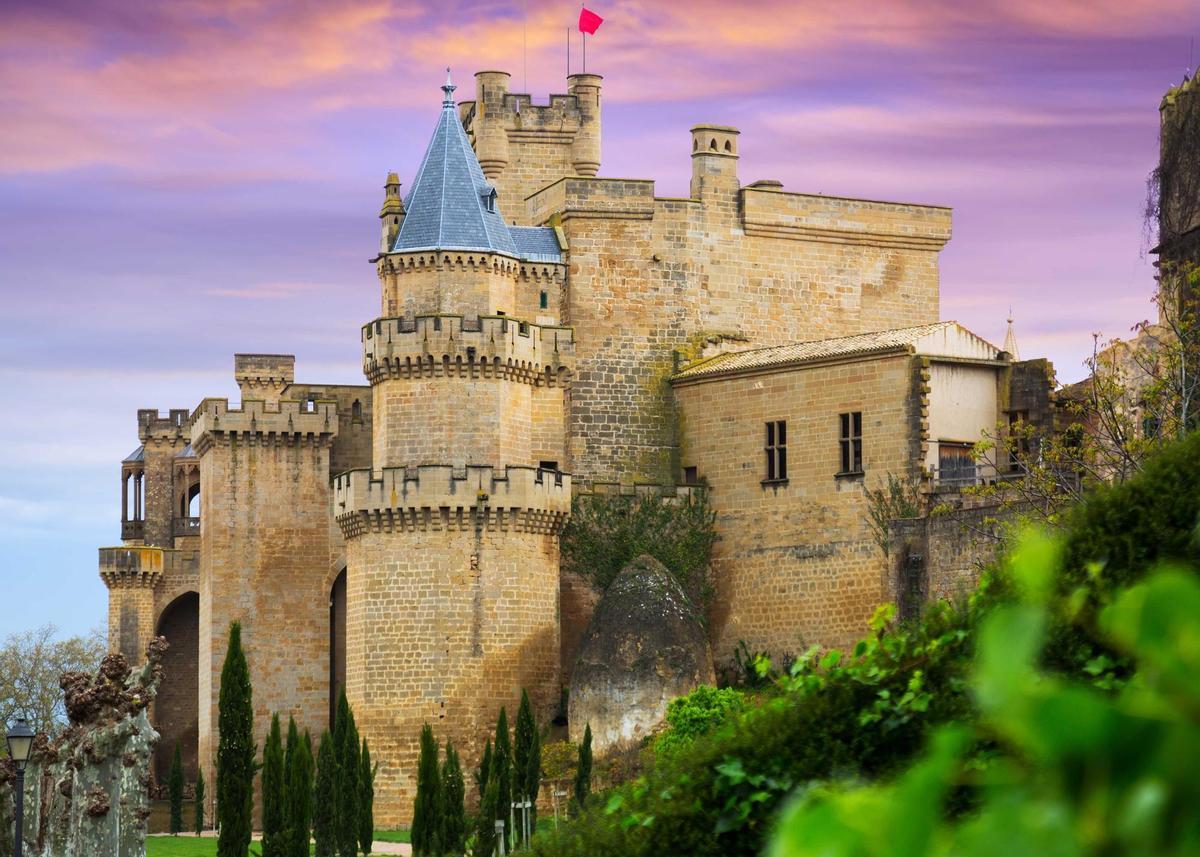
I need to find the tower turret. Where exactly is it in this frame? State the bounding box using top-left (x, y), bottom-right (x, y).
top-left (690, 124), bottom-right (740, 201)
top-left (379, 171), bottom-right (404, 254)
top-left (345, 75), bottom-right (573, 824)
top-left (474, 70), bottom-right (511, 180)
top-left (568, 73), bottom-right (602, 177)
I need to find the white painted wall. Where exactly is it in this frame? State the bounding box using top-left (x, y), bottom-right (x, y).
top-left (924, 361), bottom-right (1001, 477)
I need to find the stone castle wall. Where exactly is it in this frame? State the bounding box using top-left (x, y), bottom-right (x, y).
top-left (674, 352), bottom-right (920, 659)
top-left (192, 398), bottom-right (340, 800)
top-left (527, 168), bottom-right (950, 484)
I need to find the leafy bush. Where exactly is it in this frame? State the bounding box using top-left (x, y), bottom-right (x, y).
top-left (770, 543), bottom-right (1200, 855)
top-left (653, 686), bottom-right (744, 756)
top-left (561, 492), bottom-right (717, 605)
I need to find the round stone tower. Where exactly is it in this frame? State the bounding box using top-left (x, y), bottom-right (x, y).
top-left (337, 73), bottom-right (573, 824)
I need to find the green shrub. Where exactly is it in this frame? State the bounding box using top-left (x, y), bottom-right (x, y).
top-left (561, 492), bottom-right (717, 605)
top-left (770, 546), bottom-right (1200, 856)
top-left (168, 741), bottom-right (184, 835)
top-left (261, 713), bottom-right (284, 857)
top-left (572, 724), bottom-right (592, 817)
top-left (193, 767), bottom-right (205, 836)
top-left (313, 731), bottom-right (337, 857)
top-left (653, 686), bottom-right (744, 756)
top-left (440, 740), bottom-right (465, 856)
top-left (359, 738), bottom-right (375, 856)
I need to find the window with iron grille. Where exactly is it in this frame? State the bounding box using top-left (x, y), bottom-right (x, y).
top-left (764, 420), bottom-right (787, 482)
top-left (839, 412), bottom-right (863, 474)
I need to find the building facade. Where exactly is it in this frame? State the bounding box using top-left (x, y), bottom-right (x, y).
top-left (100, 69), bottom-right (1046, 822)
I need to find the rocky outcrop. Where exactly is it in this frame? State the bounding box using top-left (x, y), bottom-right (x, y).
top-left (1, 638), bottom-right (166, 857)
top-left (568, 555), bottom-right (714, 752)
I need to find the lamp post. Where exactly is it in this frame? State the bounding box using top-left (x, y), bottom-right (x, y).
top-left (6, 718), bottom-right (34, 857)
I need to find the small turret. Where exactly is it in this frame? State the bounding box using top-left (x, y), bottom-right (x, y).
top-left (1002, 312), bottom-right (1021, 361)
top-left (690, 124), bottom-right (740, 201)
top-left (379, 171), bottom-right (404, 254)
top-left (568, 73), bottom-right (602, 177)
top-left (474, 70), bottom-right (511, 179)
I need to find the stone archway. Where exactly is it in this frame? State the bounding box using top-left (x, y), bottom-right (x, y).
top-left (329, 568), bottom-right (347, 728)
top-left (153, 591), bottom-right (199, 786)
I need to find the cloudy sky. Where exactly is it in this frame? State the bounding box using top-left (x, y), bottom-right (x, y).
top-left (0, 0), bottom-right (1193, 639)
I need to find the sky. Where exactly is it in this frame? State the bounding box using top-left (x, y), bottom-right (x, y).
top-left (0, 0), bottom-right (1195, 640)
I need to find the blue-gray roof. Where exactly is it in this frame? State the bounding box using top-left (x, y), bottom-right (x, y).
top-left (510, 226), bottom-right (562, 263)
top-left (123, 445), bottom-right (145, 463)
top-left (392, 78), bottom-right (520, 257)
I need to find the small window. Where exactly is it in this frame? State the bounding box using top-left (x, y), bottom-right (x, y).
top-left (938, 442), bottom-right (976, 487)
top-left (1142, 414), bottom-right (1161, 440)
top-left (1007, 410), bottom-right (1030, 470)
top-left (838, 412), bottom-right (863, 475)
top-left (539, 290), bottom-right (548, 309)
top-left (683, 466), bottom-right (698, 485)
top-left (538, 460), bottom-right (558, 472)
top-left (764, 420), bottom-right (787, 482)
top-left (351, 399), bottom-right (363, 422)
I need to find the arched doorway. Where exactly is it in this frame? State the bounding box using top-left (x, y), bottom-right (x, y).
top-left (154, 590), bottom-right (199, 782)
top-left (154, 592), bottom-right (200, 786)
top-left (329, 569), bottom-right (347, 728)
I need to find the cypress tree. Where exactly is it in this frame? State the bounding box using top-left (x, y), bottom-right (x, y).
top-left (492, 708), bottom-right (512, 849)
top-left (358, 738), bottom-right (374, 856)
top-left (474, 739), bottom-right (493, 797)
top-left (262, 713), bottom-right (285, 857)
top-left (410, 724), bottom-right (442, 857)
top-left (217, 621), bottom-right (254, 857)
top-left (194, 767), bottom-right (206, 836)
top-left (513, 690), bottom-right (541, 843)
top-left (287, 729), bottom-right (315, 857)
top-left (572, 724), bottom-right (592, 816)
top-left (440, 740), bottom-right (466, 856)
top-left (314, 730), bottom-right (338, 857)
top-left (168, 741), bottom-right (184, 835)
top-left (335, 693), bottom-right (361, 857)
top-left (471, 776), bottom-right (499, 857)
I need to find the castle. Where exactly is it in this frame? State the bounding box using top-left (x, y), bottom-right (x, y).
top-left (99, 69), bottom-right (1051, 823)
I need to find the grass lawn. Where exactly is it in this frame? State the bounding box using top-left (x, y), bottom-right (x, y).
top-left (146, 829), bottom-right (410, 856)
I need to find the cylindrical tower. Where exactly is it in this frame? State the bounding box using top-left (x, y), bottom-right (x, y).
top-left (568, 73), bottom-right (602, 177)
top-left (474, 70), bottom-right (511, 180)
top-left (341, 76), bottom-right (574, 825)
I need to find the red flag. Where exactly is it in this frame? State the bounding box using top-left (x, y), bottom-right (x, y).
top-left (578, 6), bottom-right (603, 35)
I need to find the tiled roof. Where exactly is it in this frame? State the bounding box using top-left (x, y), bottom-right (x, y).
top-left (392, 79), bottom-right (520, 257)
top-left (510, 226), bottom-right (562, 262)
top-left (175, 443), bottom-right (196, 458)
top-left (123, 445), bottom-right (145, 463)
top-left (673, 322), bottom-right (1002, 381)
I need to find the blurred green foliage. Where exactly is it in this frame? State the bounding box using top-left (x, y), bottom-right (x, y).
top-left (652, 686), bottom-right (745, 757)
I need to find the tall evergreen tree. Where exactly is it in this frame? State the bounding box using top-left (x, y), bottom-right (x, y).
top-left (492, 708), bottom-right (513, 849)
top-left (358, 737), bottom-right (375, 856)
top-left (286, 728), bottom-right (315, 857)
top-left (262, 713), bottom-right (285, 857)
top-left (513, 690), bottom-right (541, 843)
top-left (471, 777), bottom-right (499, 857)
top-left (474, 739), bottom-right (493, 798)
top-left (572, 724), bottom-right (592, 816)
top-left (440, 740), bottom-right (466, 856)
top-left (217, 621), bottom-right (255, 857)
top-left (410, 724), bottom-right (442, 857)
top-left (168, 741), bottom-right (184, 835)
top-left (314, 730), bottom-right (338, 857)
top-left (335, 692), bottom-right (361, 857)
top-left (194, 767), bottom-right (206, 836)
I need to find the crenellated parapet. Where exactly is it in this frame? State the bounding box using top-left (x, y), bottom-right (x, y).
top-left (334, 464), bottom-right (572, 537)
top-left (137, 408), bottom-right (191, 443)
top-left (362, 315), bottom-right (574, 385)
top-left (572, 480), bottom-right (704, 503)
top-left (99, 546), bottom-right (166, 589)
top-left (189, 397), bottom-right (339, 455)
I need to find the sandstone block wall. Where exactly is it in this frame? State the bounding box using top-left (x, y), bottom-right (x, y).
top-left (527, 171), bottom-right (950, 485)
top-left (674, 353), bottom-right (919, 660)
top-left (192, 398), bottom-right (340, 800)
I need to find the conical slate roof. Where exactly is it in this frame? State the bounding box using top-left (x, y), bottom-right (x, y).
top-left (392, 73), bottom-right (520, 257)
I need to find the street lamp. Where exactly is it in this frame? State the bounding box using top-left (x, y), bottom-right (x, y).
top-left (6, 718), bottom-right (34, 857)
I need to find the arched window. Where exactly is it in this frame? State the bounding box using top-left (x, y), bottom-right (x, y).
top-left (329, 569), bottom-right (347, 728)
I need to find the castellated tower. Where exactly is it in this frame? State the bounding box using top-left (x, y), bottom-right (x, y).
top-left (337, 74), bottom-right (573, 823)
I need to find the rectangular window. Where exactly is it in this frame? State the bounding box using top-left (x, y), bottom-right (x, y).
top-left (682, 466), bottom-right (698, 485)
top-left (540, 290), bottom-right (549, 309)
top-left (764, 420), bottom-right (788, 482)
top-left (938, 442), bottom-right (977, 486)
top-left (1007, 410), bottom-right (1030, 471)
top-left (839, 412), bottom-right (863, 474)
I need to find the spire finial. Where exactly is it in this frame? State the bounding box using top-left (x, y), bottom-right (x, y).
top-left (442, 67), bottom-right (456, 107)
top-left (1003, 308), bottom-right (1020, 361)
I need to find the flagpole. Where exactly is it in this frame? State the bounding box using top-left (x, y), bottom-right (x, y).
top-left (581, 2), bottom-right (586, 74)
top-left (566, 26), bottom-right (570, 77)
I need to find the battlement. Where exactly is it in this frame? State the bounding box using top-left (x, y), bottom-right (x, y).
top-left (362, 315), bottom-right (574, 385)
top-left (98, 545), bottom-right (199, 588)
top-left (189, 397), bottom-right (339, 455)
top-left (573, 480), bottom-right (704, 502)
top-left (376, 250), bottom-right (563, 280)
top-left (234, 354), bottom-right (295, 404)
top-left (137, 409), bottom-right (191, 442)
top-left (335, 463), bottom-right (571, 537)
